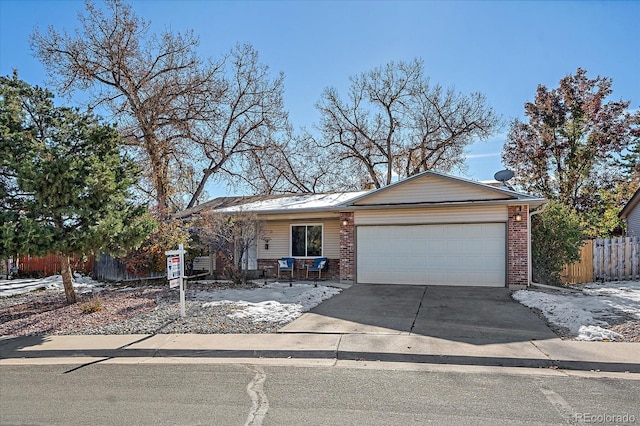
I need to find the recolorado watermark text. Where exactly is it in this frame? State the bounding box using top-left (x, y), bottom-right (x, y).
top-left (574, 412), bottom-right (636, 424)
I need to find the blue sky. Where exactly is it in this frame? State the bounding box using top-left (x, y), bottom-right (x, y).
top-left (1, 0), bottom-right (639, 193)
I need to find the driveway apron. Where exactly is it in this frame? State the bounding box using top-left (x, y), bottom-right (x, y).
top-left (279, 284), bottom-right (425, 334)
top-left (280, 284), bottom-right (557, 344)
top-left (412, 286), bottom-right (558, 344)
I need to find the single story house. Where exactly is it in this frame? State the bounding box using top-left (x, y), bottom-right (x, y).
top-left (619, 187), bottom-right (640, 237)
top-left (178, 170), bottom-right (546, 288)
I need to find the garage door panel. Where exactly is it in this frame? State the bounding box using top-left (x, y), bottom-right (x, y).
top-left (357, 224), bottom-right (505, 286)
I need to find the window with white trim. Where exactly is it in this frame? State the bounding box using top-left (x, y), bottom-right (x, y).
top-left (291, 224), bottom-right (322, 257)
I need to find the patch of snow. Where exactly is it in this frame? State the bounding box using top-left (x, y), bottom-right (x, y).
top-left (513, 281), bottom-right (640, 341)
top-left (0, 273), bottom-right (104, 297)
top-left (200, 282), bottom-right (341, 323)
top-left (577, 325), bottom-right (623, 342)
top-left (1, 276), bottom-right (341, 325)
top-left (215, 191), bottom-right (366, 213)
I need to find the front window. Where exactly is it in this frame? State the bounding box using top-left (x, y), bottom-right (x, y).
top-left (291, 224), bottom-right (322, 257)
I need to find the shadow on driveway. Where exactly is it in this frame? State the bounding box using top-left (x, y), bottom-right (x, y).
top-left (280, 284), bottom-right (558, 345)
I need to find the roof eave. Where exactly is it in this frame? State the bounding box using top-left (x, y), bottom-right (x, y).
top-left (179, 197), bottom-right (547, 218)
top-left (218, 206), bottom-right (343, 216)
top-left (619, 188), bottom-right (640, 219)
top-left (339, 170), bottom-right (540, 207)
top-left (339, 198), bottom-right (546, 211)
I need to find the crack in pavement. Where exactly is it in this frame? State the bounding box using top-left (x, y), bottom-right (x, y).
top-left (245, 365), bottom-right (269, 426)
top-left (410, 286), bottom-right (429, 333)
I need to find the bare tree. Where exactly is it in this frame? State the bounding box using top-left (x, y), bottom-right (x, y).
top-left (31, 1), bottom-right (289, 212)
top-left (316, 59), bottom-right (500, 188)
top-left (223, 129), bottom-right (361, 195)
top-left (185, 43), bottom-right (290, 207)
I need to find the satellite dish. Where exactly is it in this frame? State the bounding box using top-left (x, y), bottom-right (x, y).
top-left (494, 169), bottom-right (515, 190)
top-left (494, 169), bottom-right (514, 183)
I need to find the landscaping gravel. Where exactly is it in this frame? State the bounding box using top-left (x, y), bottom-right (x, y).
top-left (0, 282), bottom-right (285, 337)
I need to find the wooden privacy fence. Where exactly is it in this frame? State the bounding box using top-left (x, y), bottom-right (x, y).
top-left (561, 241), bottom-right (594, 284)
top-left (17, 253), bottom-right (94, 276)
top-left (593, 236), bottom-right (639, 282)
top-left (562, 237), bottom-right (640, 284)
top-left (93, 253), bottom-right (165, 282)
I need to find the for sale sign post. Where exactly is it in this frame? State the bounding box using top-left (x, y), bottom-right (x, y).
top-left (165, 244), bottom-right (186, 316)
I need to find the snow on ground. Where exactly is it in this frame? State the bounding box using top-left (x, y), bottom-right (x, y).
top-left (9, 273), bottom-right (636, 338)
top-left (198, 282), bottom-right (342, 323)
top-left (0, 274), bottom-right (104, 297)
top-left (0, 276), bottom-right (341, 325)
top-left (513, 281), bottom-right (640, 341)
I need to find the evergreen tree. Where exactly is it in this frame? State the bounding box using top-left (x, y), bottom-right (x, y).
top-left (0, 73), bottom-right (155, 304)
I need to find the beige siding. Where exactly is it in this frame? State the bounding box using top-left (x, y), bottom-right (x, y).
top-left (259, 221), bottom-right (290, 258)
top-left (323, 219), bottom-right (340, 258)
top-left (628, 206), bottom-right (640, 237)
top-left (354, 205), bottom-right (508, 225)
top-left (354, 174), bottom-right (511, 205)
top-left (258, 218), bottom-right (341, 258)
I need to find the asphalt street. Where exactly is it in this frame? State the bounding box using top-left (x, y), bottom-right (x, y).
top-left (1, 363), bottom-right (639, 425)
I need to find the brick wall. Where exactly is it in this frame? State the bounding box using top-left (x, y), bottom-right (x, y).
top-left (507, 205), bottom-right (529, 286)
top-left (339, 212), bottom-right (355, 283)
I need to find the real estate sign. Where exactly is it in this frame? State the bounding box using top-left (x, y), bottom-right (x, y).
top-left (167, 256), bottom-right (181, 280)
top-left (165, 244), bottom-right (186, 316)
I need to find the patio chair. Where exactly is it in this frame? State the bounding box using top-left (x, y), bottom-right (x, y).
top-left (306, 257), bottom-right (328, 281)
top-left (277, 257), bottom-right (295, 279)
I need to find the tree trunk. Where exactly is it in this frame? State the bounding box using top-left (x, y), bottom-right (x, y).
top-left (60, 255), bottom-right (77, 304)
top-left (187, 164), bottom-right (215, 209)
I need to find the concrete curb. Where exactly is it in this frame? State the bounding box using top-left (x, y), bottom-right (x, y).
top-left (1, 333), bottom-right (638, 373)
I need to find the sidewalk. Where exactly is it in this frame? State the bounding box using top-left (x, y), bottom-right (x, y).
top-left (1, 333), bottom-right (638, 374)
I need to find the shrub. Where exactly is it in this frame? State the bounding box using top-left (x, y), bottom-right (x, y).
top-left (80, 295), bottom-right (103, 314)
top-left (123, 218), bottom-right (190, 275)
top-left (532, 201), bottom-right (587, 285)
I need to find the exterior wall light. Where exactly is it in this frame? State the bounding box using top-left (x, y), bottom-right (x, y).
top-left (342, 219), bottom-right (349, 226)
top-left (514, 205), bottom-right (523, 222)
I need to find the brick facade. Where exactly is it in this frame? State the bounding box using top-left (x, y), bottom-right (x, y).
top-left (257, 258), bottom-right (340, 280)
top-left (257, 206), bottom-right (530, 287)
top-left (507, 205), bottom-right (529, 286)
top-left (339, 212), bottom-right (355, 283)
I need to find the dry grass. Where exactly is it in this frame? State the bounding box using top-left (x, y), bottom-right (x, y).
top-left (80, 295), bottom-right (103, 314)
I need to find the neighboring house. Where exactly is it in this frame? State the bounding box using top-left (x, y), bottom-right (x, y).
top-left (619, 187), bottom-right (640, 237)
top-left (178, 170), bottom-right (546, 288)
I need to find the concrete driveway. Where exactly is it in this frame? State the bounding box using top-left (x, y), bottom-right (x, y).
top-left (279, 284), bottom-right (558, 344)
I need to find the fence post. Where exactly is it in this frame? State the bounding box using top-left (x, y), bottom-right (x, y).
top-left (593, 238), bottom-right (602, 281)
top-left (621, 236), bottom-right (628, 280)
top-left (602, 240), bottom-right (611, 282)
top-left (611, 237), bottom-right (618, 281)
top-left (633, 237), bottom-right (637, 279)
top-left (591, 239), bottom-right (596, 282)
top-left (631, 237), bottom-right (634, 280)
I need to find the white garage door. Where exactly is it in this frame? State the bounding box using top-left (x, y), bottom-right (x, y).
top-left (357, 223), bottom-right (506, 286)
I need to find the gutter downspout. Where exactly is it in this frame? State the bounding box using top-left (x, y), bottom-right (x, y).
top-left (528, 203), bottom-right (547, 289)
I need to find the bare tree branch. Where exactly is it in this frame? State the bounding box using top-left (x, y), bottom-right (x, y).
top-left (316, 59), bottom-right (500, 188)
